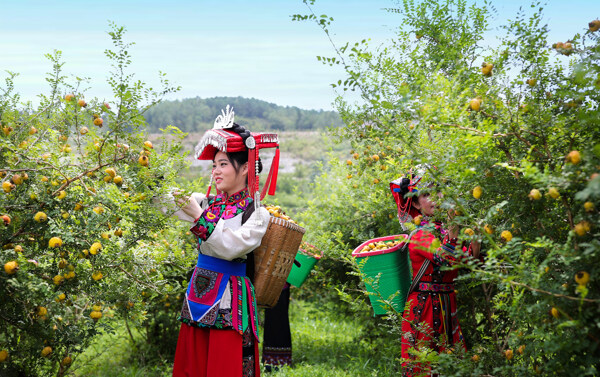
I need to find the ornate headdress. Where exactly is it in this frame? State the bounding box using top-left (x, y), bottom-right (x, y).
top-left (390, 165), bottom-right (436, 228)
top-left (194, 105), bottom-right (280, 220)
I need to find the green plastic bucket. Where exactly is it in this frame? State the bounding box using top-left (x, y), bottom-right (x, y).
top-left (352, 234), bottom-right (411, 316)
top-left (286, 244), bottom-right (323, 288)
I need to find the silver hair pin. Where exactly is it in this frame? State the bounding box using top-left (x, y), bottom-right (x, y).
top-left (213, 105), bottom-right (235, 129)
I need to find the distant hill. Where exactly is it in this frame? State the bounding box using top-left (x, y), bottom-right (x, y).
top-left (143, 96), bottom-right (343, 133)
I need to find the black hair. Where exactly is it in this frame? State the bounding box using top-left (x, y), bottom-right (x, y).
top-left (222, 123), bottom-right (263, 174)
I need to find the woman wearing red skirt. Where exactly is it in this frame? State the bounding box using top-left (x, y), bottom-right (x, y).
top-left (169, 106), bottom-right (279, 377)
top-left (390, 172), bottom-right (481, 377)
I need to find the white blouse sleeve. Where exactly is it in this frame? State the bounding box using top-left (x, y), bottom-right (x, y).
top-left (200, 207), bottom-right (270, 261)
top-left (155, 191), bottom-right (207, 222)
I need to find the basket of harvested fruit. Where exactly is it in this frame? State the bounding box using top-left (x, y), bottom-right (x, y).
top-left (351, 234), bottom-right (410, 315)
top-left (253, 205), bottom-right (305, 308)
top-left (286, 242), bottom-right (323, 288)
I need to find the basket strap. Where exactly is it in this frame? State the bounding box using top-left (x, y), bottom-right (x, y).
top-left (408, 260), bottom-right (431, 296)
top-left (400, 229), bottom-right (431, 297)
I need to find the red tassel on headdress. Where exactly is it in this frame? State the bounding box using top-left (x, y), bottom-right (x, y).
top-left (261, 147), bottom-right (280, 200)
top-left (268, 147), bottom-right (280, 196)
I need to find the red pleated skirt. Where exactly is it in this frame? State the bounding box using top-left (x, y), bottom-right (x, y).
top-left (172, 323), bottom-right (260, 377)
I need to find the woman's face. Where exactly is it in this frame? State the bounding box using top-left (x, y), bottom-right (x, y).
top-left (212, 151), bottom-right (248, 195)
top-left (413, 192), bottom-right (440, 217)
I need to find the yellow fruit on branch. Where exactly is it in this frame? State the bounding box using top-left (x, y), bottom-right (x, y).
top-left (56, 293), bottom-right (66, 302)
top-left (93, 117), bottom-right (103, 127)
top-left (472, 186), bottom-right (482, 199)
top-left (346, 159), bottom-right (353, 165)
top-left (481, 62), bottom-right (493, 76)
top-left (504, 349), bottom-right (513, 360)
top-left (77, 99), bottom-right (86, 107)
top-left (4, 261), bottom-right (18, 275)
top-left (114, 228), bottom-right (123, 237)
top-left (37, 306), bottom-right (48, 317)
top-left (528, 189), bottom-right (542, 200)
top-left (53, 274), bottom-right (65, 285)
top-left (89, 242), bottom-right (102, 255)
top-left (517, 345), bottom-right (525, 355)
top-left (547, 187), bottom-right (560, 199)
top-left (1, 214), bottom-right (11, 226)
top-left (92, 271), bottom-right (103, 281)
top-left (105, 168), bottom-right (116, 177)
top-left (584, 202), bottom-right (594, 212)
top-left (3, 181), bottom-right (14, 193)
top-left (41, 346), bottom-right (53, 357)
top-left (575, 271), bottom-right (590, 285)
top-left (469, 98), bottom-right (482, 111)
top-left (590, 19), bottom-right (600, 32)
top-left (49, 237), bottom-right (63, 248)
top-left (144, 140), bottom-right (154, 150)
top-left (14, 245), bottom-right (23, 253)
top-left (353, 152), bottom-right (359, 159)
top-left (464, 228), bottom-right (474, 236)
top-left (574, 221), bottom-right (591, 236)
top-left (65, 93), bottom-right (74, 101)
top-left (113, 175), bottom-right (123, 185)
top-left (551, 307), bottom-right (560, 319)
top-left (34, 211), bottom-right (48, 222)
top-left (371, 154), bottom-right (380, 162)
top-left (93, 206), bottom-right (105, 215)
top-left (80, 126), bottom-right (89, 135)
top-left (61, 356), bottom-right (72, 366)
top-left (0, 349), bottom-right (8, 363)
top-left (139, 155), bottom-right (149, 166)
top-left (566, 150), bottom-right (581, 164)
top-left (484, 224), bottom-right (494, 234)
top-left (471, 354), bottom-right (480, 362)
top-left (501, 230), bottom-right (513, 242)
top-left (57, 190), bottom-right (67, 200)
top-left (90, 310), bottom-right (103, 321)
top-left (526, 79), bottom-right (537, 86)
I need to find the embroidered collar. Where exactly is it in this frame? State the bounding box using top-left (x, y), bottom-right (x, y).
top-left (190, 188), bottom-right (253, 243)
top-left (213, 188), bottom-right (250, 205)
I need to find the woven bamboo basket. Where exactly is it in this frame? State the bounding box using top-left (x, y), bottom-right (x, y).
top-left (253, 216), bottom-right (305, 308)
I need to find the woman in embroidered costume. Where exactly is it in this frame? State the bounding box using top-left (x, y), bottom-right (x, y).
top-left (390, 172), bottom-right (481, 377)
top-left (168, 106), bottom-right (280, 377)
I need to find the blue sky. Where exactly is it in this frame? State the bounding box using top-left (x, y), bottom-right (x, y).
top-left (1, 0), bottom-right (599, 110)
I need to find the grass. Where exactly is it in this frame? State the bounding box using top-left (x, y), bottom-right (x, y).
top-left (68, 299), bottom-right (400, 377)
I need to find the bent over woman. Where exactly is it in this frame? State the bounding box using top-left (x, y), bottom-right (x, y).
top-left (170, 107), bottom-right (277, 377)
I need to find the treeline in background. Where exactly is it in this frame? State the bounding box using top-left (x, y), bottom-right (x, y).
top-left (143, 96), bottom-right (343, 132)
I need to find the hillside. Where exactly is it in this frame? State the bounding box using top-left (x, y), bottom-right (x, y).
top-left (143, 96), bottom-right (344, 133)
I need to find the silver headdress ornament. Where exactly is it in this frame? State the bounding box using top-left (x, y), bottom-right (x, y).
top-left (213, 105), bottom-right (235, 129)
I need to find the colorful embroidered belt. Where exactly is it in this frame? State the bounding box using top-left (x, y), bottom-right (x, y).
top-left (417, 282), bottom-right (455, 292)
top-left (179, 253), bottom-right (259, 340)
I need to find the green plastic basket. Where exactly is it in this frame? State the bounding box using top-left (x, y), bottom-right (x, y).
top-left (352, 234), bottom-right (411, 316)
top-left (286, 244), bottom-right (322, 288)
